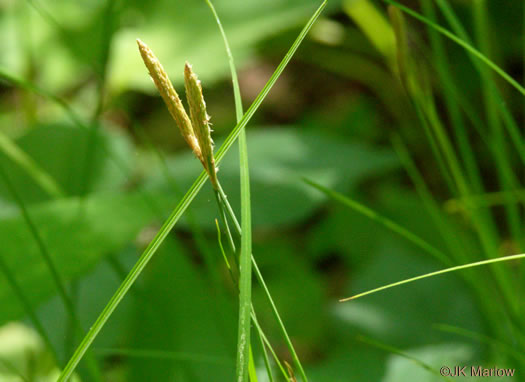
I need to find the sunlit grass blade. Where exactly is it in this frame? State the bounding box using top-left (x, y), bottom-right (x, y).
top-left (343, 0), bottom-right (395, 62)
top-left (384, 0), bottom-right (525, 96)
top-left (340, 253), bottom-right (525, 302)
top-left (303, 177), bottom-right (451, 266)
top-left (391, 135), bottom-right (511, 339)
top-left (0, 131), bottom-right (64, 198)
top-left (356, 335), bottom-right (454, 381)
top-left (248, 349), bottom-right (258, 382)
top-left (57, 3), bottom-right (326, 380)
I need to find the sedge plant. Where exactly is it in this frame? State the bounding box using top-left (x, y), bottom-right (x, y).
top-left (56, 2), bottom-right (326, 381)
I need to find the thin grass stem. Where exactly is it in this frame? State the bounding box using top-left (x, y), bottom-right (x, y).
top-left (341, 253), bottom-right (525, 301)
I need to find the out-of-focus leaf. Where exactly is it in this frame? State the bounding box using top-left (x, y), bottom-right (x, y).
top-left (0, 322), bottom-right (81, 382)
top-left (109, 0), bottom-right (340, 92)
top-left (0, 123), bottom-right (133, 204)
top-left (3, 0), bottom-right (341, 94)
top-left (37, 248), bottom-right (137, 362)
top-left (308, 186), bottom-right (479, 266)
top-left (308, 200), bottom-right (384, 263)
top-left (373, 186), bottom-right (480, 257)
top-left (343, 0), bottom-right (395, 62)
top-left (306, 345), bottom-right (386, 382)
top-left (0, 191), bottom-right (173, 325)
top-left (383, 343), bottom-right (474, 382)
top-left (128, 239), bottom-right (235, 382)
top-left (251, 239), bottom-right (325, 357)
top-left (149, 128), bottom-right (398, 228)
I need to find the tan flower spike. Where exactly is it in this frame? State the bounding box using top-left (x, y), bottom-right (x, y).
top-left (184, 62), bottom-right (218, 188)
top-left (136, 39), bottom-right (202, 160)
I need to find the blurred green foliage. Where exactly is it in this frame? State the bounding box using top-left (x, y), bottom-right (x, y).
top-left (0, 0), bottom-right (524, 381)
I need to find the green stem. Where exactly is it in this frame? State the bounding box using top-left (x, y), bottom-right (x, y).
top-left (217, 192), bottom-right (308, 381)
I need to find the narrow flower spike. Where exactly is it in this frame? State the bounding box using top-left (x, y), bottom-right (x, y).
top-left (136, 39), bottom-right (202, 160)
top-left (184, 62), bottom-right (218, 188)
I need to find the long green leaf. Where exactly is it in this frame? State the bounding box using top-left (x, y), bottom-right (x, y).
top-left (57, 2), bottom-right (326, 380)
